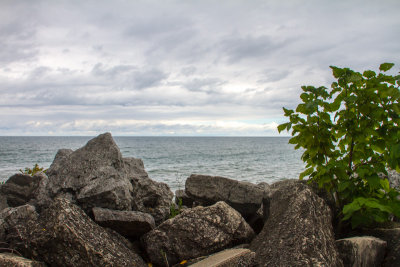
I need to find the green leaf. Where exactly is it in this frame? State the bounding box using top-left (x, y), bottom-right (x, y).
top-left (363, 70), bottom-right (376, 78)
top-left (278, 123), bottom-right (290, 133)
top-left (379, 63), bottom-right (395, 72)
top-left (283, 107), bottom-right (294, 116)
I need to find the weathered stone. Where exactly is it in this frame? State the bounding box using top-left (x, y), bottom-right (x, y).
top-left (175, 189), bottom-right (195, 207)
top-left (92, 207), bottom-right (155, 239)
top-left (46, 133), bottom-right (133, 212)
top-left (27, 172), bottom-right (52, 212)
top-left (185, 174), bottom-right (265, 218)
top-left (0, 173), bottom-right (45, 207)
top-left (129, 163), bottom-right (173, 225)
top-left (8, 198), bottom-right (146, 266)
top-left (250, 179), bottom-right (343, 267)
top-left (0, 253), bottom-right (46, 267)
top-left (45, 133), bottom-right (173, 225)
top-left (189, 248), bottom-right (256, 267)
top-left (336, 236), bottom-right (386, 267)
top-left (142, 201), bottom-right (255, 266)
top-left (362, 227), bottom-right (400, 267)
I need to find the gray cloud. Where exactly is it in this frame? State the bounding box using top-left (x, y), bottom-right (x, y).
top-left (0, 0), bottom-right (399, 136)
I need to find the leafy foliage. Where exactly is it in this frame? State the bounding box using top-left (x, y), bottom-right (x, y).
top-left (19, 163), bottom-right (47, 176)
top-left (279, 63), bottom-right (400, 228)
top-left (169, 197), bottom-right (183, 218)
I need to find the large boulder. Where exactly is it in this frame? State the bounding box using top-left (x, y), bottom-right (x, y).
top-left (0, 253), bottom-right (46, 267)
top-left (45, 133), bottom-right (173, 224)
top-left (0, 173), bottom-right (46, 207)
top-left (46, 133), bottom-right (133, 212)
top-left (185, 174), bottom-right (267, 218)
top-left (142, 201), bottom-right (255, 266)
top-left (92, 207), bottom-right (155, 239)
top-left (336, 236), bottom-right (386, 267)
top-left (250, 179), bottom-right (343, 267)
top-left (7, 198), bottom-right (146, 266)
top-left (362, 227), bottom-right (400, 267)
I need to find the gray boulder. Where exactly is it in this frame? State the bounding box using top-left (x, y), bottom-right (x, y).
top-left (127, 157), bottom-right (173, 225)
top-left (142, 201), bottom-right (255, 266)
top-left (185, 174), bottom-right (266, 218)
top-left (46, 133), bottom-right (133, 212)
top-left (0, 253), bottom-right (46, 267)
top-left (45, 133), bottom-right (173, 225)
top-left (250, 179), bottom-right (343, 267)
top-left (0, 193), bottom-right (8, 211)
top-left (7, 198), bottom-right (146, 267)
top-left (92, 207), bottom-right (155, 239)
top-left (362, 227), bottom-right (400, 267)
top-left (336, 236), bottom-right (386, 267)
top-left (0, 173), bottom-right (46, 207)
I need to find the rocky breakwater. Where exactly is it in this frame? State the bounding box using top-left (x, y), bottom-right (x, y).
top-left (0, 132), bottom-right (398, 266)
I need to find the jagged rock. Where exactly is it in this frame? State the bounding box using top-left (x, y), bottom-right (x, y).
top-left (46, 133), bottom-right (133, 212)
top-left (0, 253), bottom-right (46, 267)
top-left (92, 207), bottom-right (155, 239)
top-left (250, 179), bottom-right (343, 267)
top-left (0, 173), bottom-right (46, 207)
top-left (362, 227), bottom-right (400, 267)
top-left (129, 167), bottom-right (173, 225)
top-left (0, 204), bottom-right (38, 251)
top-left (45, 133), bottom-right (173, 225)
top-left (175, 189), bottom-right (195, 207)
top-left (27, 172), bottom-right (52, 212)
top-left (7, 198), bottom-right (146, 266)
top-left (142, 201), bottom-right (255, 266)
top-left (336, 236), bottom-right (386, 267)
top-left (185, 174), bottom-right (266, 218)
top-left (188, 248), bottom-right (256, 267)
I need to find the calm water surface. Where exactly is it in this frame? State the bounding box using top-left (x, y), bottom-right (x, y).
top-left (0, 136), bottom-right (304, 192)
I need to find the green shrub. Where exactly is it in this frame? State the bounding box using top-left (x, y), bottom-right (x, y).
top-left (19, 163), bottom-right (47, 176)
top-left (279, 63), bottom-right (400, 229)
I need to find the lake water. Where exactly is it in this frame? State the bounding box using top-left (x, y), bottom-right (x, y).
top-left (0, 136), bottom-right (305, 192)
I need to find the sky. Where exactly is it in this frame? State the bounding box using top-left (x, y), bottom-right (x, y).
top-left (0, 0), bottom-right (399, 136)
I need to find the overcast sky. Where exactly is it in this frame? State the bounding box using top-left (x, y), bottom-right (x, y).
top-left (0, 0), bottom-right (399, 136)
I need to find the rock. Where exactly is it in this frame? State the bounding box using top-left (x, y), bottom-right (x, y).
top-left (175, 189), bottom-right (195, 207)
top-left (46, 133), bottom-right (133, 212)
top-left (185, 174), bottom-right (266, 218)
top-left (142, 201), bottom-right (255, 266)
top-left (188, 248), bottom-right (256, 267)
top-left (45, 133), bottom-right (173, 225)
top-left (27, 172), bottom-right (52, 212)
top-left (129, 162), bottom-right (173, 225)
top-left (7, 198), bottom-right (146, 266)
top-left (0, 173), bottom-right (45, 207)
top-left (92, 207), bottom-right (155, 239)
top-left (0, 253), bottom-right (46, 267)
top-left (336, 236), bottom-right (386, 267)
top-left (361, 227), bottom-right (400, 267)
top-left (0, 204), bottom-right (38, 252)
top-left (250, 179), bottom-right (343, 267)
top-left (388, 169), bottom-right (400, 191)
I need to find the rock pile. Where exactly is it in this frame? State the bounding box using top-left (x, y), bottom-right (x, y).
top-left (0, 132), bottom-right (398, 266)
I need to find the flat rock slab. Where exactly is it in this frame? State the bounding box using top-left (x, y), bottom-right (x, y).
top-left (185, 174), bottom-right (266, 218)
top-left (0, 253), bottom-right (46, 267)
top-left (189, 248), bottom-right (255, 267)
top-left (336, 236), bottom-right (386, 267)
top-left (93, 207), bottom-right (155, 238)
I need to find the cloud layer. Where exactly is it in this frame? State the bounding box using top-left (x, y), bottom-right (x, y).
top-left (1, 0), bottom-right (399, 136)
